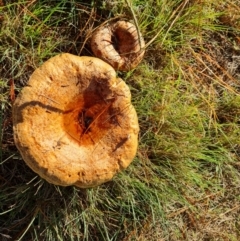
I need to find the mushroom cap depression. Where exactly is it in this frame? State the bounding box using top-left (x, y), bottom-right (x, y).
top-left (91, 21), bottom-right (145, 71)
top-left (13, 53), bottom-right (139, 188)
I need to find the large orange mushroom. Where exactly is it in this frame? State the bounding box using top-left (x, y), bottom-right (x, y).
top-left (13, 53), bottom-right (139, 188)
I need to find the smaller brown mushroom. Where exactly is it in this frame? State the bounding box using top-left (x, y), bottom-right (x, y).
top-left (91, 20), bottom-right (145, 71)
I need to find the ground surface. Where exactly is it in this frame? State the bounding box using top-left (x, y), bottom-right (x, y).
top-left (0, 0), bottom-right (240, 240)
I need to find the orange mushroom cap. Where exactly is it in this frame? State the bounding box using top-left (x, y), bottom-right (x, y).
top-left (13, 53), bottom-right (139, 188)
top-left (91, 21), bottom-right (145, 71)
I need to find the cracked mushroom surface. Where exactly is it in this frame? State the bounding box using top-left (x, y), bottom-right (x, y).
top-left (91, 20), bottom-right (145, 71)
top-left (13, 53), bottom-right (139, 188)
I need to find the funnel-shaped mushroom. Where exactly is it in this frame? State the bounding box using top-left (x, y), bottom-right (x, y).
top-left (13, 53), bottom-right (139, 188)
top-left (91, 21), bottom-right (145, 71)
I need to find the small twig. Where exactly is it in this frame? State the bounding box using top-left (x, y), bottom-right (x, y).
top-left (167, 206), bottom-right (189, 218)
top-left (16, 206), bottom-right (40, 241)
top-left (38, 94), bottom-right (62, 105)
top-left (125, 0), bottom-right (143, 49)
top-left (102, 104), bottom-right (131, 125)
top-left (145, 0), bottom-right (190, 49)
top-left (81, 101), bottom-right (113, 137)
top-left (190, 47), bottom-right (240, 95)
top-left (78, 7), bottom-right (96, 54)
top-left (219, 204), bottom-right (240, 218)
top-left (161, 0), bottom-right (189, 45)
top-left (89, 15), bottom-right (125, 38)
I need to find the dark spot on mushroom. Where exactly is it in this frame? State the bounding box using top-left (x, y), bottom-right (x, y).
top-left (113, 136), bottom-right (129, 152)
top-left (77, 110), bottom-right (85, 127)
top-left (86, 60), bottom-right (93, 66)
top-left (77, 110), bottom-right (93, 132)
top-left (110, 115), bottom-right (121, 126)
top-left (84, 116), bottom-right (93, 129)
top-left (111, 34), bottom-right (119, 51)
